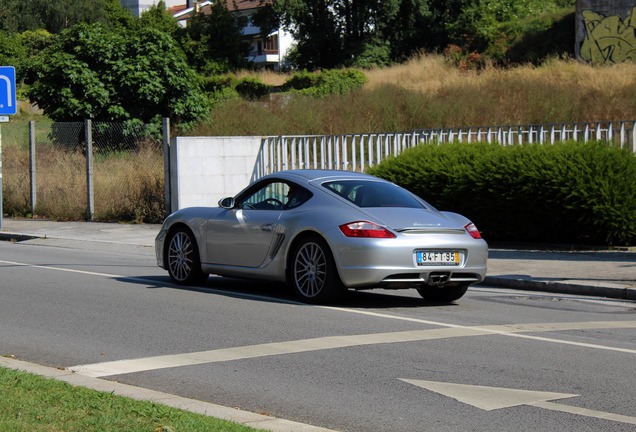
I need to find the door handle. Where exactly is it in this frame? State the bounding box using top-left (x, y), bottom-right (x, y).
top-left (261, 224), bottom-right (274, 231)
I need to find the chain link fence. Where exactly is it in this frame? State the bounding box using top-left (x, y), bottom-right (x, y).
top-left (2, 120), bottom-right (166, 223)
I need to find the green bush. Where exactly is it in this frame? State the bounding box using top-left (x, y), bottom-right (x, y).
top-left (198, 75), bottom-right (239, 103)
top-left (199, 75), bottom-right (272, 103)
top-left (283, 70), bottom-right (316, 91)
top-left (367, 141), bottom-right (636, 246)
top-left (235, 76), bottom-right (272, 101)
top-left (283, 69), bottom-right (368, 97)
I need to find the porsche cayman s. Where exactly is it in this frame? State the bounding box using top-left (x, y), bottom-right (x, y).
top-left (155, 170), bottom-right (488, 304)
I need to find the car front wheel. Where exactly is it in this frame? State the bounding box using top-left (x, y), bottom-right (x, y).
top-left (288, 235), bottom-right (343, 304)
top-left (166, 227), bottom-right (208, 286)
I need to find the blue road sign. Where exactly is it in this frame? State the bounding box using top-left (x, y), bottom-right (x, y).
top-left (0, 66), bottom-right (17, 115)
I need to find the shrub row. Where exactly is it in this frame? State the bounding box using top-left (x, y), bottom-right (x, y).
top-left (367, 141), bottom-right (636, 246)
top-left (199, 69), bottom-right (368, 104)
top-left (198, 75), bottom-right (271, 102)
top-left (282, 69), bottom-right (368, 97)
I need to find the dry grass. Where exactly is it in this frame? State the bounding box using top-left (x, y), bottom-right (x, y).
top-left (232, 69), bottom-right (291, 87)
top-left (92, 141), bottom-right (164, 222)
top-left (235, 53), bottom-right (636, 97)
top-left (3, 141), bottom-right (164, 222)
top-left (205, 54), bottom-right (636, 135)
top-left (363, 54), bottom-right (477, 95)
top-left (365, 53), bottom-right (636, 101)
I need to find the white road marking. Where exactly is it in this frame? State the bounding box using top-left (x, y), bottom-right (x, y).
top-left (3, 258), bottom-right (635, 381)
top-left (400, 379), bottom-right (579, 410)
top-left (0, 259), bottom-right (125, 278)
top-left (69, 320), bottom-right (636, 377)
top-left (532, 400), bottom-right (636, 425)
top-left (402, 379), bottom-right (636, 425)
top-left (0, 259), bottom-right (160, 286)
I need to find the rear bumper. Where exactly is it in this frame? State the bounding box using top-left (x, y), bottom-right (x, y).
top-left (328, 232), bottom-right (488, 289)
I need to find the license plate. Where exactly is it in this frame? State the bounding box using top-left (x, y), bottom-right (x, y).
top-left (416, 251), bottom-right (460, 266)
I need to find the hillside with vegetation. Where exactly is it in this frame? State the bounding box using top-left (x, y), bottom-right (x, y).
top-left (189, 55), bottom-right (636, 137)
top-left (0, 0), bottom-right (601, 130)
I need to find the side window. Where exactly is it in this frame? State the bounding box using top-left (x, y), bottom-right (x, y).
top-left (284, 185), bottom-right (312, 209)
top-left (238, 181), bottom-right (312, 210)
top-left (239, 182), bottom-right (288, 210)
top-left (323, 180), bottom-right (424, 208)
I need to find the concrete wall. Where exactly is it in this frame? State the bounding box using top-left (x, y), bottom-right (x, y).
top-left (576, 0), bottom-right (636, 63)
top-left (169, 136), bottom-right (264, 211)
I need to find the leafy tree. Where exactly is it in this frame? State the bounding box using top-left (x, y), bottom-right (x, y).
top-left (383, 0), bottom-right (433, 61)
top-left (442, 0), bottom-right (576, 60)
top-left (0, 30), bottom-right (26, 66)
top-left (102, 0), bottom-right (136, 31)
top-left (0, 0), bottom-right (132, 34)
top-left (138, 0), bottom-right (181, 35)
top-left (254, 0), bottom-right (431, 69)
top-left (178, 0), bottom-right (251, 74)
top-left (16, 29), bottom-right (54, 85)
top-left (28, 23), bottom-right (210, 125)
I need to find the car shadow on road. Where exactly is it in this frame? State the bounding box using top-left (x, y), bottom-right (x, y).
top-left (117, 275), bottom-right (458, 309)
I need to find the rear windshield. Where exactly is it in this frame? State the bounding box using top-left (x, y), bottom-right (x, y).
top-left (323, 180), bottom-right (424, 208)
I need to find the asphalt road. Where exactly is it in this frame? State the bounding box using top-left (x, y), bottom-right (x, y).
top-left (1, 239), bottom-right (635, 432)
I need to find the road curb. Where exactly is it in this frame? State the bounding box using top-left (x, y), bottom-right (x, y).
top-left (484, 276), bottom-right (636, 300)
top-left (0, 357), bottom-right (337, 432)
top-left (0, 232), bottom-right (42, 242)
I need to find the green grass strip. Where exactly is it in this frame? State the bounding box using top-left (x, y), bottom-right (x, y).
top-left (0, 366), bottom-right (263, 432)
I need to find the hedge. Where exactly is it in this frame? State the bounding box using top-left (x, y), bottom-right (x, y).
top-left (283, 69), bottom-right (368, 97)
top-left (199, 75), bottom-right (272, 102)
top-left (367, 140), bottom-right (636, 246)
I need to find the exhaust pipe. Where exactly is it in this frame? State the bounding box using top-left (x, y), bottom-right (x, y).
top-left (428, 272), bottom-right (450, 286)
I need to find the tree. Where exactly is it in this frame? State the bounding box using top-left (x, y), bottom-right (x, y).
top-left (0, 30), bottom-right (26, 67)
top-left (0, 0), bottom-right (132, 34)
top-left (439, 0), bottom-right (576, 60)
top-left (138, 0), bottom-right (181, 36)
top-left (28, 23), bottom-right (210, 125)
top-left (382, 0), bottom-right (433, 61)
top-left (178, 0), bottom-right (252, 74)
top-left (254, 0), bottom-right (431, 69)
top-left (17, 29), bottom-right (54, 85)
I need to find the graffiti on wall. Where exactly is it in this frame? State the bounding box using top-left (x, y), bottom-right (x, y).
top-left (580, 6), bottom-right (636, 63)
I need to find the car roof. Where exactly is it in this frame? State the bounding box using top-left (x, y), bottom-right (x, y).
top-left (267, 169), bottom-right (382, 184)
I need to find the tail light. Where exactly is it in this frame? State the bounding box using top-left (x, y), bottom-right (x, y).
top-left (339, 221), bottom-right (396, 238)
top-left (464, 222), bottom-right (482, 239)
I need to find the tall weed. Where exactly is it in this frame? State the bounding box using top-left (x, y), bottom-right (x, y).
top-left (193, 54), bottom-right (636, 136)
top-left (2, 142), bottom-right (164, 223)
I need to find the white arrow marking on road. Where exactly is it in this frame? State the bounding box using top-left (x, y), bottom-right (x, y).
top-left (400, 379), bottom-right (636, 425)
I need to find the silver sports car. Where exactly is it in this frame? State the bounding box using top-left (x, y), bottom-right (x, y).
top-left (155, 170), bottom-right (488, 304)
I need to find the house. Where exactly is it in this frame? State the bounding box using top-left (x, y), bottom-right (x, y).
top-left (121, 0), bottom-right (293, 70)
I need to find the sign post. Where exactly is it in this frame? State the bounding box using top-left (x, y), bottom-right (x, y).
top-left (0, 66), bottom-right (17, 230)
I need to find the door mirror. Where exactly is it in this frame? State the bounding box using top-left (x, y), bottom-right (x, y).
top-left (218, 197), bottom-right (235, 209)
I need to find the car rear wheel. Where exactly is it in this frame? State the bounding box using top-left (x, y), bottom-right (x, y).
top-left (288, 235), bottom-right (343, 304)
top-left (417, 284), bottom-right (469, 302)
top-left (167, 227), bottom-right (208, 286)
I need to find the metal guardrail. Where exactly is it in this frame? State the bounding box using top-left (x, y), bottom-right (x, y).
top-left (257, 120), bottom-right (636, 177)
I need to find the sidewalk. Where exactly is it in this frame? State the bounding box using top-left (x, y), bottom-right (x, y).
top-left (1, 217), bottom-right (635, 300)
